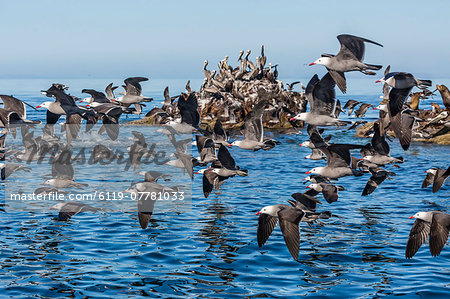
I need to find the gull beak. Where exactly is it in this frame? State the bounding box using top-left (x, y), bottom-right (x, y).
top-left (305, 171), bottom-right (311, 174)
top-left (306, 186), bottom-right (310, 189)
top-left (36, 105), bottom-right (41, 108)
top-left (255, 212), bottom-right (261, 215)
top-left (375, 80), bottom-right (381, 83)
top-left (409, 215), bottom-right (415, 219)
top-left (309, 62), bottom-right (316, 66)
top-left (290, 117), bottom-right (296, 121)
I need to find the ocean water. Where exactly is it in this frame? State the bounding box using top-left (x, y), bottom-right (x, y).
top-left (0, 78), bottom-right (449, 298)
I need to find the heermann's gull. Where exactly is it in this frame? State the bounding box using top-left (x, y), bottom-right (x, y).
top-left (91, 144), bottom-right (117, 164)
top-left (114, 77), bottom-right (153, 114)
top-left (105, 82), bottom-right (119, 101)
top-left (0, 95), bottom-right (38, 119)
top-left (231, 99), bottom-right (279, 150)
top-left (290, 73), bottom-right (349, 126)
top-left (309, 34), bottom-right (383, 93)
top-left (287, 192), bottom-right (331, 225)
top-left (305, 182), bottom-right (345, 203)
top-left (0, 106), bottom-right (40, 129)
top-left (300, 125), bottom-right (330, 159)
top-left (137, 170), bottom-right (171, 183)
top-left (213, 119), bottom-right (229, 147)
top-left (398, 109), bottom-right (419, 150)
top-left (123, 181), bottom-right (177, 229)
top-left (0, 163), bottom-right (31, 180)
top-left (91, 102), bottom-right (135, 140)
top-left (380, 65), bottom-right (391, 101)
top-left (343, 99), bottom-right (361, 116)
top-left (376, 72), bottom-right (432, 89)
top-left (354, 103), bottom-right (373, 118)
top-left (379, 82), bottom-right (413, 150)
top-left (161, 130), bottom-right (197, 179)
top-left (406, 211), bottom-right (450, 258)
top-left (43, 178), bottom-right (88, 189)
top-left (81, 89), bottom-right (112, 107)
top-left (421, 167), bottom-right (450, 193)
top-left (373, 103), bottom-right (390, 136)
top-left (165, 93), bottom-right (201, 134)
top-left (334, 99), bottom-right (344, 118)
top-left (197, 144), bottom-right (248, 197)
top-left (375, 72), bottom-right (432, 150)
top-left (50, 202), bottom-right (99, 221)
top-left (256, 204), bottom-right (305, 260)
top-left (302, 174), bottom-right (331, 184)
top-left (14, 130), bottom-right (42, 162)
top-left (197, 160), bottom-right (224, 198)
top-left (37, 84), bottom-right (97, 143)
top-left (305, 148), bottom-right (326, 160)
top-left (306, 143), bottom-right (364, 179)
top-left (43, 147), bottom-right (88, 188)
top-left (347, 120), bottom-right (368, 131)
top-left (34, 186), bottom-right (66, 196)
top-left (38, 84), bottom-right (96, 121)
top-left (362, 166), bottom-right (396, 196)
top-left (195, 135), bottom-right (216, 164)
top-left (361, 123), bottom-right (404, 166)
top-left (164, 153), bottom-right (196, 180)
top-left (127, 131), bottom-right (155, 171)
top-left (209, 144), bottom-right (248, 179)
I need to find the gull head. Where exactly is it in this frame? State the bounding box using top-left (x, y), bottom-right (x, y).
top-left (409, 211), bottom-right (432, 222)
top-left (256, 205), bottom-right (278, 216)
top-left (309, 57), bottom-right (331, 67)
top-left (50, 202), bottom-right (65, 210)
top-left (36, 101), bottom-right (53, 109)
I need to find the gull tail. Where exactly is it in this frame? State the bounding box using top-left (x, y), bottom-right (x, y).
top-left (236, 169), bottom-right (248, 177)
top-left (263, 139), bottom-right (280, 150)
top-left (393, 156), bottom-right (404, 163)
top-left (318, 211), bottom-right (332, 219)
top-left (305, 211), bottom-right (332, 220)
top-left (365, 63), bottom-right (383, 71)
top-left (417, 79), bottom-right (432, 87)
top-left (337, 120), bottom-right (352, 126)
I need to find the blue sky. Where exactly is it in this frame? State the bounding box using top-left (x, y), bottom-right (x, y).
top-left (0, 0), bottom-right (449, 80)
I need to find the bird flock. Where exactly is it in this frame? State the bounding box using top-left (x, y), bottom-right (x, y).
top-left (1, 34), bottom-right (449, 262)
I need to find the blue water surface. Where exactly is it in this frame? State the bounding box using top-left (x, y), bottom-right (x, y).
top-left (0, 78), bottom-right (449, 298)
